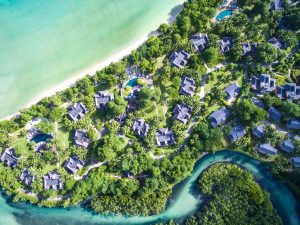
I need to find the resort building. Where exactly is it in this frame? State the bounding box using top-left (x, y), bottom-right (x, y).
top-left (275, 83), bottom-right (300, 101)
top-left (173, 104), bottom-right (192, 124)
top-left (256, 143), bottom-right (278, 156)
top-left (220, 37), bottom-right (233, 53)
top-left (0, 148), bottom-right (18, 168)
top-left (156, 128), bottom-right (176, 147)
top-left (271, 0), bottom-right (285, 10)
top-left (251, 97), bottom-right (265, 108)
top-left (280, 139), bottom-right (295, 153)
top-left (251, 74), bottom-right (276, 93)
top-left (287, 118), bottom-right (300, 130)
top-left (180, 76), bottom-right (196, 96)
top-left (208, 107), bottom-right (231, 128)
top-left (253, 125), bottom-right (265, 139)
top-left (169, 50), bottom-right (190, 69)
top-left (241, 43), bottom-right (256, 56)
top-left (132, 118), bottom-right (150, 137)
top-left (64, 156), bottom-right (85, 174)
top-left (290, 157), bottom-right (300, 167)
top-left (20, 169), bottom-right (34, 187)
top-left (268, 37), bottom-right (285, 49)
top-left (224, 82), bottom-right (240, 101)
top-left (268, 107), bottom-right (282, 122)
top-left (74, 130), bottom-right (91, 149)
top-left (191, 33), bottom-right (209, 52)
top-left (94, 91), bottom-right (114, 109)
top-left (228, 126), bottom-right (246, 143)
top-left (43, 172), bottom-right (63, 190)
top-left (67, 102), bottom-right (89, 122)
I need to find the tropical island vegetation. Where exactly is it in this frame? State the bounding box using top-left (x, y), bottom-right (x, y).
top-left (0, 0), bottom-right (300, 223)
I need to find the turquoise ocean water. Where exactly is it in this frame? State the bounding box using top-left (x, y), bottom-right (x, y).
top-left (0, 0), bottom-right (183, 118)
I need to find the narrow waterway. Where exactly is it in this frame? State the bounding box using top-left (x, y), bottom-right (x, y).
top-left (0, 150), bottom-right (299, 225)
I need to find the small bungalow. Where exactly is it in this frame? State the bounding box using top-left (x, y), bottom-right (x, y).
top-left (241, 43), bottom-right (256, 56)
top-left (220, 37), bottom-right (233, 53)
top-left (256, 143), bottom-right (278, 156)
top-left (0, 148), bottom-right (18, 168)
top-left (224, 82), bottom-right (240, 101)
top-left (94, 91), bottom-right (114, 109)
top-left (20, 169), bottom-right (34, 187)
top-left (251, 97), bottom-right (265, 108)
top-left (173, 104), bottom-right (192, 124)
top-left (67, 102), bottom-right (89, 122)
top-left (64, 156), bottom-right (85, 174)
top-left (268, 107), bottom-right (282, 122)
top-left (253, 125), bottom-right (265, 139)
top-left (180, 76), bottom-right (196, 96)
top-left (290, 157), bottom-right (300, 167)
top-left (268, 37), bottom-right (285, 49)
top-left (208, 107), bottom-right (231, 128)
top-left (74, 130), bottom-right (91, 149)
top-left (169, 50), bottom-right (190, 69)
top-left (276, 83), bottom-right (300, 101)
top-left (43, 172), bottom-right (63, 190)
top-left (132, 118), bottom-right (150, 137)
top-left (191, 33), bottom-right (209, 52)
top-left (287, 119), bottom-right (300, 130)
top-left (156, 128), bottom-right (176, 147)
top-left (228, 126), bottom-right (246, 143)
top-left (280, 139), bottom-right (295, 153)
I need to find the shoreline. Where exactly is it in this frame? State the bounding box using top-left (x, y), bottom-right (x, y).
top-left (0, 3), bottom-right (184, 122)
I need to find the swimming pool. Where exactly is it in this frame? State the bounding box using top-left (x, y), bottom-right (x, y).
top-left (216, 9), bottom-right (233, 21)
top-left (31, 133), bottom-right (53, 143)
top-left (126, 78), bottom-right (138, 87)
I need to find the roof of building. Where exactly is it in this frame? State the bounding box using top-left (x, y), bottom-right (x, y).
top-left (257, 143), bottom-right (278, 155)
top-left (43, 172), bottom-right (63, 190)
top-left (94, 91), bottom-right (114, 109)
top-left (208, 107), bottom-right (231, 128)
top-left (251, 97), bottom-right (265, 108)
top-left (0, 148), bottom-right (18, 168)
top-left (179, 76), bottom-right (196, 96)
top-left (170, 50), bottom-right (190, 69)
top-left (290, 157), bottom-right (300, 167)
top-left (228, 126), bottom-right (246, 143)
top-left (253, 125), bottom-right (265, 139)
top-left (156, 128), bottom-right (176, 147)
top-left (260, 74), bottom-right (276, 92)
top-left (74, 130), bottom-right (91, 149)
top-left (268, 37), bottom-right (285, 49)
top-left (280, 139), bottom-right (295, 153)
top-left (220, 37), bottom-right (233, 53)
top-left (287, 119), bottom-right (300, 130)
top-left (191, 33), bottom-right (209, 52)
top-left (272, 0), bottom-right (284, 10)
top-left (224, 82), bottom-right (240, 100)
top-left (67, 102), bottom-right (89, 122)
top-left (241, 43), bottom-right (256, 56)
top-left (268, 107), bottom-right (282, 121)
top-left (173, 104), bottom-right (192, 124)
top-left (20, 169), bottom-right (34, 186)
top-left (64, 156), bottom-right (85, 174)
top-left (132, 118), bottom-right (150, 137)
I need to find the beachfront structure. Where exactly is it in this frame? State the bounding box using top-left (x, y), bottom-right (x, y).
top-left (268, 107), bottom-right (282, 122)
top-left (191, 33), bottom-right (209, 52)
top-left (251, 74), bottom-right (276, 93)
top-left (74, 130), bottom-right (91, 149)
top-left (253, 125), bottom-right (265, 139)
top-left (43, 172), bottom-right (63, 190)
top-left (173, 104), bottom-right (192, 124)
top-left (280, 139), bottom-right (295, 153)
top-left (0, 148), bottom-right (18, 168)
top-left (276, 83), bottom-right (300, 101)
top-left (169, 50), bottom-right (190, 69)
top-left (287, 119), bottom-right (300, 130)
top-left (156, 128), bottom-right (176, 147)
top-left (220, 37), bottom-right (233, 53)
top-left (94, 91), bottom-right (114, 109)
top-left (241, 43), bottom-right (256, 56)
top-left (228, 126), bottom-right (246, 143)
top-left (67, 102), bottom-right (89, 122)
top-left (20, 169), bottom-right (34, 187)
top-left (208, 107), bottom-right (231, 128)
top-left (64, 156), bottom-right (85, 174)
top-left (132, 118), bottom-right (150, 137)
top-left (224, 82), bottom-right (240, 101)
top-left (290, 157), bottom-right (300, 167)
top-left (256, 143), bottom-right (278, 156)
top-left (268, 37), bottom-right (285, 49)
top-left (180, 76), bottom-right (196, 96)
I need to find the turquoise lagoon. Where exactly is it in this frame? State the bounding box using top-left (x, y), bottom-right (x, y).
top-left (0, 0), bottom-right (183, 118)
top-left (0, 150), bottom-right (299, 225)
